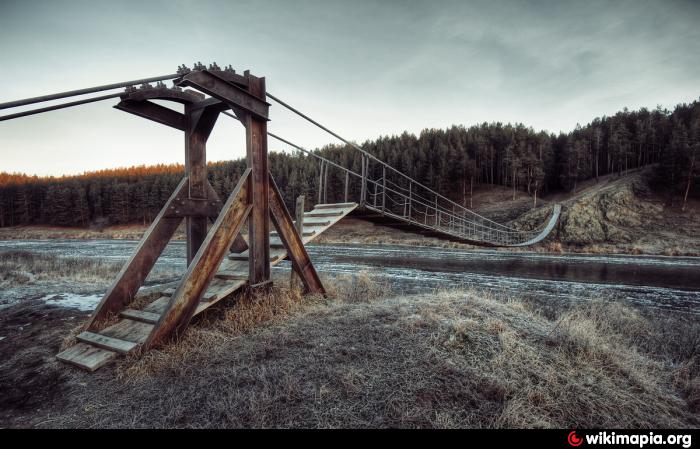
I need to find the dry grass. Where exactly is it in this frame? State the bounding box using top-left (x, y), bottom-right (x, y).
top-left (31, 276), bottom-right (696, 429)
top-left (0, 250), bottom-right (180, 287)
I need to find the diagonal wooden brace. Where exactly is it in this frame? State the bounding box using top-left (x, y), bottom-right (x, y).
top-left (145, 169), bottom-right (252, 348)
top-left (86, 177), bottom-right (188, 330)
top-left (268, 173), bottom-right (326, 295)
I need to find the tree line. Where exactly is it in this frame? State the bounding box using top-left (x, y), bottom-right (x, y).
top-left (0, 99), bottom-right (698, 228)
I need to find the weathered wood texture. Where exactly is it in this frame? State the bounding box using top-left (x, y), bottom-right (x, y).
top-left (244, 75), bottom-right (271, 286)
top-left (291, 195), bottom-right (305, 285)
top-left (268, 175), bottom-right (325, 294)
top-left (185, 104), bottom-right (219, 265)
top-left (115, 99), bottom-right (187, 130)
top-left (58, 200), bottom-right (357, 371)
top-left (145, 169), bottom-right (252, 348)
top-left (86, 177), bottom-right (187, 329)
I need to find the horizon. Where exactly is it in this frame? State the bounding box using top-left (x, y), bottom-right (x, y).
top-left (1, 0), bottom-right (699, 177)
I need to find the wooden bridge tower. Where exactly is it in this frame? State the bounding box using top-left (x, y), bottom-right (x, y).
top-left (77, 65), bottom-right (326, 351)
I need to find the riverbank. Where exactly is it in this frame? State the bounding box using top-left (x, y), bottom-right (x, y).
top-left (0, 253), bottom-right (698, 428)
top-left (1, 171), bottom-right (697, 257)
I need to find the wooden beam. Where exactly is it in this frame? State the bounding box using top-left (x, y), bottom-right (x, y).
top-left (184, 104), bottom-right (219, 265)
top-left (86, 178), bottom-right (187, 329)
top-left (177, 70), bottom-right (270, 120)
top-left (145, 169), bottom-right (252, 348)
top-left (268, 174), bottom-right (325, 295)
top-left (291, 195), bottom-right (305, 287)
top-left (245, 75), bottom-right (271, 285)
top-left (164, 197), bottom-right (221, 218)
top-left (114, 100), bottom-right (187, 130)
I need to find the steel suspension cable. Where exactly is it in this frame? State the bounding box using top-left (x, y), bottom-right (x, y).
top-left (0, 92), bottom-right (124, 122)
top-left (264, 91), bottom-right (519, 232)
top-left (0, 73), bottom-right (180, 110)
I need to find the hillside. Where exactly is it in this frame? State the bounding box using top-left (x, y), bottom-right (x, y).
top-left (512, 169), bottom-right (700, 255)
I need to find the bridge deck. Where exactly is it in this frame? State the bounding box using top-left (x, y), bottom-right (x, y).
top-left (356, 203), bottom-right (561, 248)
top-left (56, 202), bottom-right (357, 371)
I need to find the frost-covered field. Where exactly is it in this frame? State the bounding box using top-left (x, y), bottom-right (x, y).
top-left (1, 239), bottom-right (699, 314)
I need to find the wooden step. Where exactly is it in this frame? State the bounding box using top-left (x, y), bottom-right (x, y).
top-left (215, 270), bottom-right (248, 281)
top-left (295, 219), bottom-right (331, 227)
top-left (100, 318), bottom-right (154, 344)
top-left (56, 342), bottom-right (117, 372)
top-left (271, 229), bottom-right (316, 237)
top-left (315, 203), bottom-right (356, 209)
top-left (305, 210), bottom-right (344, 217)
top-left (76, 331), bottom-right (139, 354)
top-left (120, 309), bottom-right (161, 324)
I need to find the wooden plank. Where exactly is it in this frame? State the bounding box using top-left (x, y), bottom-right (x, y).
top-left (297, 219), bottom-right (331, 227)
top-left (115, 99), bottom-right (187, 130)
top-left (76, 331), bottom-right (139, 355)
top-left (145, 170), bottom-right (252, 348)
top-left (120, 309), bottom-right (161, 324)
top-left (271, 229), bottom-right (315, 237)
top-left (268, 174), bottom-right (325, 294)
top-left (315, 202), bottom-right (356, 209)
top-left (56, 343), bottom-right (117, 372)
top-left (215, 270), bottom-right (248, 281)
top-left (144, 296), bottom-right (170, 314)
top-left (165, 198), bottom-right (221, 218)
top-left (100, 319), bottom-right (155, 344)
top-left (86, 178), bottom-right (187, 330)
top-left (304, 210), bottom-right (344, 217)
top-left (135, 281), bottom-right (179, 301)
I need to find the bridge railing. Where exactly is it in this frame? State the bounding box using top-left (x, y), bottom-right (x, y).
top-left (275, 140), bottom-right (549, 246)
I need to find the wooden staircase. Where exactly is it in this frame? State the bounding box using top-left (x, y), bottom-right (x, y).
top-left (56, 202), bottom-right (357, 371)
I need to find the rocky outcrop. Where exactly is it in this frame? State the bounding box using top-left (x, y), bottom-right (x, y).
top-left (512, 175), bottom-right (663, 246)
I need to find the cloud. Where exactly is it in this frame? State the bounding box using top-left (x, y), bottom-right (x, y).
top-left (0, 0), bottom-right (698, 175)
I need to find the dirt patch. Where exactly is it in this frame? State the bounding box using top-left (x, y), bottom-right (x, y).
top-left (0, 301), bottom-right (90, 426)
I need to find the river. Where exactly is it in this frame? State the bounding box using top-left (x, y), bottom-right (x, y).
top-left (1, 239), bottom-right (699, 314)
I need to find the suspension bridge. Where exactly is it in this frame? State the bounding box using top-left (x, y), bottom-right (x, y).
top-left (0, 63), bottom-right (560, 370)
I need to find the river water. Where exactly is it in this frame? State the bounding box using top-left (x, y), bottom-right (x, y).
top-left (1, 239), bottom-right (699, 314)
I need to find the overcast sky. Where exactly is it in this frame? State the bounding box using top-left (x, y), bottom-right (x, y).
top-left (1, 0), bottom-right (698, 176)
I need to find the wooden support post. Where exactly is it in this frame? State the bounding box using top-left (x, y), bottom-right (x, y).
top-left (146, 170), bottom-right (252, 347)
top-left (291, 195), bottom-right (305, 287)
top-left (185, 105), bottom-right (219, 265)
top-left (344, 171), bottom-right (349, 203)
top-left (244, 75), bottom-right (270, 286)
top-left (269, 174), bottom-right (325, 295)
top-left (86, 178), bottom-right (188, 329)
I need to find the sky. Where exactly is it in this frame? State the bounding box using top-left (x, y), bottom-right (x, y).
top-left (0, 0), bottom-right (699, 176)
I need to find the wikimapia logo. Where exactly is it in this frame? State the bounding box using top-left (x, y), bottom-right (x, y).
top-left (567, 430), bottom-right (693, 448)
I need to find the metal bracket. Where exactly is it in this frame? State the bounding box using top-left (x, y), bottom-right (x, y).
top-left (164, 197), bottom-right (222, 218)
